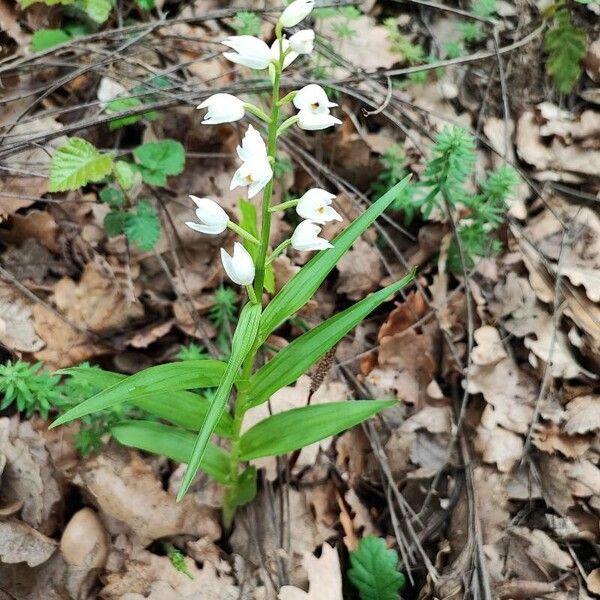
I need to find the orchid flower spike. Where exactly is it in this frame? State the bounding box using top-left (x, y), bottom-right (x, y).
top-left (231, 125), bottom-right (273, 198)
top-left (289, 29), bottom-right (315, 54)
top-left (280, 0), bottom-right (314, 27)
top-left (197, 93), bottom-right (244, 125)
top-left (220, 242), bottom-right (255, 286)
top-left (296, 188), bottom-right (342, 224)
top-left (185, 196), bottom-right (229, 234)
top-left (222, 36), bottom-right (272, 70)
top-left (291, 220), bottom-right (333, 251)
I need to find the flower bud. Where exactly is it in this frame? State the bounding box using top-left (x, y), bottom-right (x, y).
top-left (296, 188), bottom-right (342, 224)
top-left (289, 29), bottom-right (314, 54)
top-left (220, 242), bottom-right (255, 285)
top-left (197, 94), bottom-right (244, 125)
top-left (222, 36), bottom-right (272, 70)
top-left (185, 196), bottom-right (229, 235)
top-left (291, 220), bottom-right (333, 251)
top-left (280, 0), bottom-right (314, 27)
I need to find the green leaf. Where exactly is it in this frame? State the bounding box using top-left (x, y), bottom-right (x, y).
top-left (49, 138), bottom-right (113, 192)
top-left (177, 302), bottom-right (262, 501)
top-left (106, 98), bottom-right (144, 129)
top-left (544, 8), bottom-right (586, 93)
top-left (348, 536), bottom-right (406, 600)
top-left (104, 210), bottom-right (126, 236)
top-left (136, 0), bottom-right (154, 8)
top-left (111, 421), bottom-right (230, 484)
top-left (20, 0), bottom-right (73, 7)
top-left (133, 140), bottom-right (185, 186)
top-left (240, 400), bottom-right (394, 460)
top-left (99, 187), bottom-right (124, 207)
top-left (228, 466), bottom-right (257, 509)
top-left (249, 270), bottom-right (414, 407)
top-left (51, 360), bottom-right (227, 428)
top-left (31, 29), bottom-right (71, 52)
top-left (123, 200), bottom-right (160, 251)
top-left (84, 0), bottom-right (112, 22)
top-left (239, 200), bottom-right (274, 294)
top-left (60, 365), bottom-right (233, 436)
top-left (259, 176), bottom-right (411, 343)
top-left (113, 160), bottom-right (138, 190)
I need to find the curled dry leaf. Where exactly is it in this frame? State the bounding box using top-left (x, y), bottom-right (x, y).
top-left (278, 543), bottom-right (343, 600)
top-left (564, 395), bottom-right (600, 434)
top-left (0, 519), bottom-right (57, 567)
top-left (0, 418), bottom-right (62, 535)
top-left (60, 507), bottom-right (109, 569)
top-left (74, 449), bottom-right (220, 546)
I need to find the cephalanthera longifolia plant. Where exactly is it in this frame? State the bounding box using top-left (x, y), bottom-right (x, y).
top-left (51, 0), bottom-right (414, 525)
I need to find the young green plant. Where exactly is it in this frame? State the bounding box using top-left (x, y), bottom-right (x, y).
top-left (50, 0), bottom-right (414, 527)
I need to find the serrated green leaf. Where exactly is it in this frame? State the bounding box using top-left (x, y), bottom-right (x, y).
top-left (60, 365), bottom-right (233, 436)
top-left (124, 200), bottom-right (160, 251)
top-left (240, 400), bottom-right (394, 460)
top-left (258, 176), bottom-right (411, 343)
top-left (106, 97), bottom-right (144, 129)
top-left (51, 360), bottom-right (228, 428)
top-left (49, 138), bottom-right (113, 192)
top-left (111, 421), bottom-right (230, 483)
top-left (133, 139), bottom-right (185, 186)
top-left (31, 29), bottom-right (71, 52)
top-left (249, 270), bottom-right (415, 407)
top-left (348, 536), bottom-right (406, 600)
top-left (99, 186), bottom-right (124, 207)
top-left (84, 0), bottom-right (112, 22)
top-left (177, 302), bottom-right (262, 501)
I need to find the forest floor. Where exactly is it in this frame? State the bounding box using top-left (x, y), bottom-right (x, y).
top-left (1, 0), bottom-right (600, 598)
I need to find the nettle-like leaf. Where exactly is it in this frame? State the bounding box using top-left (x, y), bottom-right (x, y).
top-left (49, 138), bottom-right (113, 192)
top-left (31, 29), bottom-right (71, 52)
top-left (133, 139), bottom-right (185, 186)
top-left (348, 536), bottom-right (406, 600)
top-left (113, 160), bottom-right (139, 190)
top-left (123, 200), bottom-right (161, 251)
top-left (544, 8), bottom-right (586, 93)
top-left (83, 0), bottom-right (113, 23)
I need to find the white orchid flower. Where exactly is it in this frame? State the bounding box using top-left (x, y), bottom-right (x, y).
top-left (289, 29), bottom-right (315, 54)
top-left (280, 0), bottom-right (314, 27)
top-left (197, 93), bottom-right (245, 125)
top-left (230, 158), bottom-right (273, 198)
top-left (220, 242), bottom-right (255, 285)
top-left (222, 36), bottom-right (272, 70)
top-left (293, 83), bottom-right (337, 114)
top-left (236, 124), bottom-right (267, 161)
top-left (270, 38), bottom-right (298, 70)
top-left (185, 195), bottom-right (229, 235)
top-left (291, 220), bottom-right (333, 251)
top-left (296, 188), bottom-right (342, 224)
top-left (297, 110), bottom-right (342, 131)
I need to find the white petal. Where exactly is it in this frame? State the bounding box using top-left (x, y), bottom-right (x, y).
top-left (270, 38), bottom-right (298, 69)
top-left (297, 110), bottom-right (342, 131)
top-left (293, 83), bottom-right (337, 113)
top-left (290, 220), bottom-right (333, 251)
top-left (237, 124), bottom-right (267, 161)
top-left (189, 195), bottom-right (229, 228)
top-left (222, 36), bottom-right (272, 70)
top-left (289, 29), bottom-right (314, 54)
top-left (221, 243), bottom-right (255, 285)
top-left (197, 93), bottom-right (245, 124)
top-left (280, 0), bottom-right (314, 27)
top-left (186, 221), bottom-right (225, 235)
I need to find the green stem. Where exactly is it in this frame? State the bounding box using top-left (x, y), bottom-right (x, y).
top-left (266, 239), bottom-right (291, 265)
top-left (269, 198), bottom-right (299, 212)
top-left (222, 30), bottom-right (285, 528)
top-left (227, 220), bottom-right (260, 245)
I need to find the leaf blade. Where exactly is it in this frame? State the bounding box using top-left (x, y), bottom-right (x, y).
top-left (258, 176), bottom-right (411, 342)
top-left (51, 360), bottom-right (227, 428)
top-left (111, 420), bottom-right (230, 484)
top-left (239, 400), bottom-right (395, 460)
top-left (177, 302), bottom-right (262, 501)
top-left (248, 270), bottom-right (415, 407)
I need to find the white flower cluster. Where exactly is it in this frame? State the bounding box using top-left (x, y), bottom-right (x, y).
top-left (186, 0), bottom-right (342, 288)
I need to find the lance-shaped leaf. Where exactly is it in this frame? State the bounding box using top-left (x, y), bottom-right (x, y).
top-left (59, 365), bottom-right (233, 436)
top-left (239, 400), bottom-right (395, 460)
top-left (177, 302), bottom-right (262, 501)
top-left (51, 360), bottom-right (227, 428)
top-left (111, 421), bottom-right (230, 484)
top-left (248, 270), bottom-right (415, 407)
top-left (258, 176), bottom-right (411, 343)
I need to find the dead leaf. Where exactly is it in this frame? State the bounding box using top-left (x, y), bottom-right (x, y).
top-left (0, 283), bottom-right (45, 353)
top-left (0, 519), bottom-right (57, 567)
top-left (278, 544), bottom-right (343, 600)
top-left (0, 418), bottom-right (62, 535)
top-left (336, 238), bottom-right (384, 301)
top-left (378, 291), bottom-right (428, 340)
top-left (74, 449), bottom-right (220, 546)
top-left (564, 395), bottom-right (600, 434)
top-left (475, 409), bottom-right (524, 472)
top-left (60, 507), bottom-right (109, 569)
top-left (3, 209), bottom-right (60, 253)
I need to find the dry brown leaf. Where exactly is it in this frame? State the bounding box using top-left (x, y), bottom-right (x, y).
top-left (470, 325), bottom-right (507, 365)
top-left (74, 449), bottom-right (220, 546)
top-left (473, 466), bottom-right (510, 545)
top-left (564, 395), bottom-right (600, 434)
top-left (378, 291), bottom-right (428, 340)
top-left (508, 527), bottom-right (574, 573)
top-left (101, 547), bottom-right (239, 600)
top-left (0, 282), bottom-right (45, 353)
top-left (60, 507), bottom-right (109, 569)
top-left (567, 460), bottom-right (600, 498)
top-left (586, 568), bottom-right (600, 595)
top-left (278, 544), bottom-right (343, 600)
top-left (0, 519), bottom-right (57, 567)
top-left (0, 418), bottom-right (62, 535)
top-left (3, 209), bottom-right (60, 253)
top-left (532, 423), bottom-right (591, 458)
top-left (336, 238), bottom-right (384, 301)
top-left (475, 412), bottom-right (524, 472)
